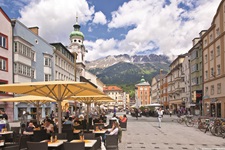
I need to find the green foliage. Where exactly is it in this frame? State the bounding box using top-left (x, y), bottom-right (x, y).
top-left (88, 62), bottom-right (169, 98)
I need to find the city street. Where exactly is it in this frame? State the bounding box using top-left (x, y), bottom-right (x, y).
top-left (113, 112), bottom-right (225, 150)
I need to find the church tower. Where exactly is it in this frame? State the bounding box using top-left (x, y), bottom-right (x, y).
top-left (68, 16), bottom-right (86, 81)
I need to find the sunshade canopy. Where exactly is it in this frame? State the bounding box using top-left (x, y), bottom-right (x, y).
top-left (0, 81), bottom-right (103, 100)
top-left (70, 95), bottom-right (114, 104)
top-left (0, 81), bottom-right (103, 133)
top-left (0, 95), bottom-right (56, 124)
top-left (0, 95), bottom-right (55, 104)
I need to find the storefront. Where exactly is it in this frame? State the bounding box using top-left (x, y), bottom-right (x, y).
top-left (203, 98), bottom-right (222, 118)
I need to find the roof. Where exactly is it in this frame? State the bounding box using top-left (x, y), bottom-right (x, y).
top-left (103, 86), bottom-right (123, 91)
top-left (136, 82), bottom-right (150, 86)
top-left (70, 31), bottom-right (84, 39)
top-left (0, 7), bottom-right (11, 22)
top-left (154, 74), bottom-right (166, 81)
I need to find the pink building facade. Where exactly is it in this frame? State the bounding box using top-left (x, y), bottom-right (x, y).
top-left (0, 7), bottom-right (14, 121)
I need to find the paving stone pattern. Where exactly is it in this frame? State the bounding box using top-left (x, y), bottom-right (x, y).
top-left (113, 113), bottom-right (225, 150)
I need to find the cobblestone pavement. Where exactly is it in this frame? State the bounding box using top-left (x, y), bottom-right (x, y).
top-left (111, 113), bottom-right (225, 150)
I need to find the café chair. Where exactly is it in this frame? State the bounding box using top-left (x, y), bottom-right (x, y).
top-left (54, 133), bottom-right (67, 139)
top-left (19, 135), bottom-right (31, 150)
top-left (63, 142), bottom-right (85, 150)
top-left (27, 141), bottom-right (48, 150)
top-left (3, 145), bottom-right (19, 150)
top-left (105, 135), bottom-right (118, 150)
top-left (83, 133), bottom-right (95, 139)
top-left (62, 129), bottom-right (74, 142)
top-left (62, 124), bottom-right (73, 130)
top-left (32, 130), bottom-right (47, 142)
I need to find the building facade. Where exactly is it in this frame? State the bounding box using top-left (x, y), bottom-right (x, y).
top-left (135, 77), bottom-right (151, 106)
top-left (188, 37), bottom-right (203, 115)
top-left (0, 7), bottom-right (14, 121)
top-left (68, 17), bottom-right (86, 82)
top-left (202, 0), bottom-right (225, 118)
top-left (151, 73), bottom-right (166, 105)
top-left (12, 20), bottom-right (54, 120)
top-left (167, 55), bottom-right (186, 111)
top-left (51, 43), bottom-right (75, 81)
top-left (103, 86), bottom-right (125, 111)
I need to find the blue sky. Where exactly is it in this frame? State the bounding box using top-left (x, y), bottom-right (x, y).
top-left (0, 0), bottom-right (221, 61)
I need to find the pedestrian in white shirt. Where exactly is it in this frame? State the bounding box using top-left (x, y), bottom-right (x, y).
top-left (102, 121), bottom-right (119, 143)
top-left (157, 107), bottom-right (164, 128)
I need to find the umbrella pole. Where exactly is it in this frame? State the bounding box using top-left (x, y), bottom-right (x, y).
top-left (57, 101), bottom-right (62, 133)
top-left (87, 103), bottom-right (90, 131)
top-left (36, 102), bottom-right (40, 125)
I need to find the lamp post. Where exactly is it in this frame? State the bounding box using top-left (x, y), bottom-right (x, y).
top-left (160, 69), bottom-right (163, 107)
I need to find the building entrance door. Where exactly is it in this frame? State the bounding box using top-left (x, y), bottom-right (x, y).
top-left (210, 103), bottom-right (215, 117)
top-left (217, 103), bottom-right (221, 118)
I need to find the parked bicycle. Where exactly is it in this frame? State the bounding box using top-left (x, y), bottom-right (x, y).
top-left (176, 115), bottom-right (194, 127)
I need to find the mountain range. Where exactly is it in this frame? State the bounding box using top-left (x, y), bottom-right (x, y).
top-left (86, 54), bottom-right (171, 85)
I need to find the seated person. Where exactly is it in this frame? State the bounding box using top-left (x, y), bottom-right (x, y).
top-left (102, 121), bottom-right (119, 143)
top-left (25, 122), bottom-right (35, 132)
top-left (43, 119), bottom-right (54, 133)
top-left (120, 115), bottom-right (127, 123)
top-left (63, 117), bottom-right (73, 125)
top-left (110, 114), bottom-right (119, 123)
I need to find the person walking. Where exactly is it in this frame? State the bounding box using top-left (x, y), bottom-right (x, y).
top-left (169, 109), bottom-right (172, 117)
top-left (157, 107), bottom-right (164, 128)
top-left (135, 108), bottom-right (139, 120)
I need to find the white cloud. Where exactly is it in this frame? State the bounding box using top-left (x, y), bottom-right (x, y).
top-left (18, 0), bottom-right (94, 45)
top-left (17, 0), bottom-right (222, 61)
top-left (106, 0), bottom-right (221, 58)
top-left (84, 38), bottom-right (122, 60)
top-left (93, 11), bottom-right (107, 25)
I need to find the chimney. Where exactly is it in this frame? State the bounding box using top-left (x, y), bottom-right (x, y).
top-left (29, 27), bottom-right (39, 35)
top-left (192, 38), bottom-right (200, 46)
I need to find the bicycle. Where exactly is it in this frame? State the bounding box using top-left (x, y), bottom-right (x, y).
top-left (176, 115), bottom-right (194, 127)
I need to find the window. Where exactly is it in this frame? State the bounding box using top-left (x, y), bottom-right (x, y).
top-left (217, 65), bottom-right (221, 75)
top-left (210, 34), bottom-right (213, 42)
top-left (14, 62), bottom-right (32, 77)
top-left (205, 54), bottom-right (208, 63)
top-left (14, 41), bottom-right (35, 60)
top-left (44, 57), bottom-right (51, 67)
top-left (210, 50), bottom-right (214, 60)
top-left (211, 85), bottom-right (214, 95)
top-left (31, 69), bottom-right (35, 79)
top-left (55, 56), bottom-right (58, 65)
top-left (44, 74), bottom-right (51, 81)
top-left (0, 33), bottom-right (7, 49)
top-left (205, 87), bottom-right (208, 95)
top-left (217, 83), bottom-right (221, 94)
top-left (217, 46), bottom-right (220, 56)
top-left (0, 57), bottom-right (7, 71)
top-left (216, 28), bottom-right (220, 36)
top-left (211, 68), bottom-right (214, 77)
top-left (205, 71), bottom-right (208, 79)
top-left (204, 39), bottom-right (207, 45)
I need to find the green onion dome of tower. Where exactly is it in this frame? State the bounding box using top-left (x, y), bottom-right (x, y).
top-left (70, 20), bottom-right (84, 39)
top-left (140, 76), bottom-right (145, 83)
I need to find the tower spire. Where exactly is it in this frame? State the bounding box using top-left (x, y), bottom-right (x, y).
top-left (76, 12), bottom-right (78, 24)
top-left (73, 12), bottom-right (80, 31)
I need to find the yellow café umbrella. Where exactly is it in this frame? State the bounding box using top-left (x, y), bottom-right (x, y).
top-left (0, 81), bottom-right (104, 133)
top-left (70, 95), bottom-right (114, 131)
top-left (0, 95), bottom-right (55, 124)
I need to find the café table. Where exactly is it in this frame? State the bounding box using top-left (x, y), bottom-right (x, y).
top-left (41, 139), bottom-right (67, 150)
top-left (0, 140), bottom-right (4, 147)
top-left (92, 129), bottom-right (107, 134)
top-left (70, 139), bottom-right (96, 149)
top-left (0, 131), bottom-right (13, 135)
top-left (23, 131), bottom-right (34, 135)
